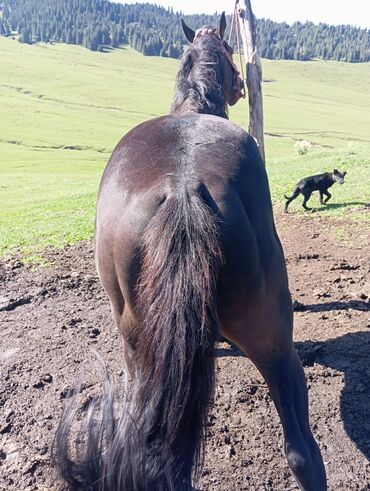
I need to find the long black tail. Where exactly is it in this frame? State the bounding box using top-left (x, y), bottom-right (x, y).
top-left (55, 186), bottom-right (222, 490)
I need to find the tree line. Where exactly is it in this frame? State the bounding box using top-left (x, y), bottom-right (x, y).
top-left (0, 0), bottom-right (369, 62)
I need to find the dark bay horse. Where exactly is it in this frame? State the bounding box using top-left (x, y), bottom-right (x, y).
top-left (56, 14), bottom-right (326, 491)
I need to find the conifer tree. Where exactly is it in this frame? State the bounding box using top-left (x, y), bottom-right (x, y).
top-left (1, 0), bottom-right (369, 62)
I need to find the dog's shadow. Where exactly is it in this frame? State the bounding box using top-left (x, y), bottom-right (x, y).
top-left (316, 201), bottom-right (369, 211)
top-left (296, 300), bottom-right (368, 312)
top-left (217, 327), bottom-right (370, 461)
top-left (285, 201), bottom-right (369, 213)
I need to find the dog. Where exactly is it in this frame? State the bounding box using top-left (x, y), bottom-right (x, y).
top-left (284, 169), bottom-right (347, 212)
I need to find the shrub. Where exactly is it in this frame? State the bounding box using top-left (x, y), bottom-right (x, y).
top-left (294, 140), bottom-right (311, 155)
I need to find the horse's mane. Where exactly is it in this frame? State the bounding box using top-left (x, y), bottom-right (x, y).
top-left (170, 33), bottom-right (229, 119)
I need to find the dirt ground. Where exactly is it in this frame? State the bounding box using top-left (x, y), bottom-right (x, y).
top-left (0, 210), bottom-right (369, 491)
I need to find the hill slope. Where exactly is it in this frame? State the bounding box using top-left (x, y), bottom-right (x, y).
top-left (0, 38), bottom-right (369, 257)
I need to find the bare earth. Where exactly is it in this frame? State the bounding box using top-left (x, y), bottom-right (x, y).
top-left (0, 210), bottom-right (369, 491)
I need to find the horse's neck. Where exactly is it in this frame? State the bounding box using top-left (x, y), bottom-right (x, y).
top-left (170, 95), bottom-right (228, 119)
top-left (170, 65), bottom-right (228, 119)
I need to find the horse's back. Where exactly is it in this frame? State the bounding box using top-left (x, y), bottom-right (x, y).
top-left (98, 113), bottom-right (249, 192)
top-left (97, 112), bottom-right (272, 233)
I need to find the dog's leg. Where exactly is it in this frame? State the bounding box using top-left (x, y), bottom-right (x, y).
top-left (319, 191), bottom-right (324, 205)
top-left (302, 191), bottom-right (312, 211)
top-left (323, 190), bottom-right (331, 203)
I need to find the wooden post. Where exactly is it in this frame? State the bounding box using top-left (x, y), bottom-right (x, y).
top-left (237, 0), bottom-right (265, 164)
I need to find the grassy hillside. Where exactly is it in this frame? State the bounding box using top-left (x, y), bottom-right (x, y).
top-left (0, 37), bottom-right (369, 258)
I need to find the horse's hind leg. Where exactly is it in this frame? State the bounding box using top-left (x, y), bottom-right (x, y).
top-left (259, 348), bottom-right (326, 490)
top-left (222, 295), bottom-right (326, 490)
top-left (95, 229), bottom-right (140, 373)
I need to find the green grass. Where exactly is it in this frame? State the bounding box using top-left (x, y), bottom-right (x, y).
top-left (268, 145), bottom-right (370, 214)
top-left (0, 37), bottom-right (369, 258)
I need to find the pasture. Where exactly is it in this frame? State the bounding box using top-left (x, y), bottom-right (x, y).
top-left (0, 35), bottom-right (369, 490)
top-left (0, 37), bottom-right (369, 259)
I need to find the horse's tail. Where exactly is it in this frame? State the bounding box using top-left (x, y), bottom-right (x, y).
top-left (55, 186), bottom-right (221, 490)
top-left (130, 187), bottom-right (221, 489)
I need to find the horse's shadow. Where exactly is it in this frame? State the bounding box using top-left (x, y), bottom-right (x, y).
top-left (217, 323), bottom-right (370, 461)
top-left (295, 330), bottom-right (370, 461)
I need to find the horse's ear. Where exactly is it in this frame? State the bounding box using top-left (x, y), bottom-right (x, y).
top-left (182, 19), bottom-right (195, 43)
top-left (218, 11), bottom-right (227, 39)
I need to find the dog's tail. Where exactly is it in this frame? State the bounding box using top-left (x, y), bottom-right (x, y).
top-left (284, 187), bottom-right (300, 212)
top-left (284, 186), bottom-right (301, 201)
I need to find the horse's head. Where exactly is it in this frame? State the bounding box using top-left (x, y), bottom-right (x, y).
top-left (171, 13), bottom-right (244, 117)
top-left (181, 13), bottom-right (245, 107)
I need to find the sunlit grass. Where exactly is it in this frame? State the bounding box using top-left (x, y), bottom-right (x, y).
top-left (0, 38), bottom-right (369, 259)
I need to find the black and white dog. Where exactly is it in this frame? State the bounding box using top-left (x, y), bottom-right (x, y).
top-left (284, 169), bottom-right (347, 212)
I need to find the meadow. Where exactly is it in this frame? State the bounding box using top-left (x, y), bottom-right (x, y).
top-left (1, 37), bottom-right (369, 259)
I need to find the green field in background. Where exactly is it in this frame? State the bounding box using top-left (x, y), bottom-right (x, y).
top-left (0, 37), bottom-right (369, 258)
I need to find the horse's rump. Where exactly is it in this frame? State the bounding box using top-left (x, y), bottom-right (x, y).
top-left (96, 112), bottom-right (273, 323)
